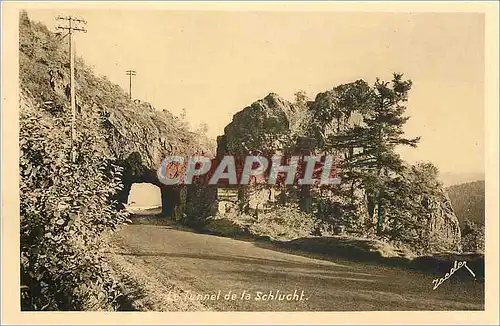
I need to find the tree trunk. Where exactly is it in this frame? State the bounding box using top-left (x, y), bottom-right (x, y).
top-left (299, 184), bottom-right (312, 213)
top-left (238, 186), bottom-right (249, 213)
top-left (367, 195), bottom-right (375, 220)
top-left (376, 199), bottom-right (384, 235)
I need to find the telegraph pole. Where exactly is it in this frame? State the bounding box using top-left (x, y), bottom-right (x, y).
top-left (57, 16), bottom-right (87, 163)
top-left (126, 70), bottom-right (137, 100)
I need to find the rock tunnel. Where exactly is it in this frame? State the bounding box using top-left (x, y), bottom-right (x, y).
top-left (117, 180), bottom-right (182, 217)
top-left (114, 152), bottom-right (183, 217)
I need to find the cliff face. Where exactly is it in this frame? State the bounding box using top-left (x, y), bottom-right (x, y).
top-left (425, 190), bottom-right (462, 252)
top-left (19, 12), bottom-right (210, 216)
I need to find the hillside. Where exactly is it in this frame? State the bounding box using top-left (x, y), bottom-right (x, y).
top-left (19, 11), bottom-right (211, 177)
top-left (447, 180), bottom-right (485, 228)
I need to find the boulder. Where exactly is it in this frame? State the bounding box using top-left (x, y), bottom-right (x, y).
top-left (221, 93), bottom-right (295, 156)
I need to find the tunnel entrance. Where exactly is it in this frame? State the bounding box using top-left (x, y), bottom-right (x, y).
top-left (122, 181), bottom-right (182, 218)
top-left (114, 152), bottom-right (184, 218)
top-left (126, 183), bottom-right (162, 215)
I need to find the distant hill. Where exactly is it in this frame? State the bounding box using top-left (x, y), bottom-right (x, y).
top-left (447, 180), bottom-right (485, 229)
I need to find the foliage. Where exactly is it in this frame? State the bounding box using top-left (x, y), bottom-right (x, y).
top-left (381, 162), bottom-right (447, 253)
top-left (213, 204), bottom-right (320, 241)
top-left (310, 185), bottom-right (366, 236)
top-left (325, 74), bottom-right (420, 235)
top-left (19, 11), bottom-right (134, 310)
top-left (20, 91), bottom-right (130, 310)
top-left (183, 185), bottom-right (218, 227)
top-left (461, 219), bottom-right (485, 253)
top-left (204, 218), bottom-right (252, 238)
top-left (19, 12), bottom-right (69, 114)
top-left (248, 204), bottom-right (320, 240)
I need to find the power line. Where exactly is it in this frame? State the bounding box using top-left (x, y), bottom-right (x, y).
top-left (56, 15), bottom-right (87, 163)
top-left (126, 70), bottom-right (137, 100)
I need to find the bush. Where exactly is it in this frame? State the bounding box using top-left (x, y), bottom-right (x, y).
top-left (215, 204), bottom-right (320, 241)
top-left (249, 205), bottom-right (320, 240)
top-left (204, 218), bottom-right (251, 238)
top-left (461, 220), bottom-right (485, 253)
top-left (20, 91), bottom-right (129, 310)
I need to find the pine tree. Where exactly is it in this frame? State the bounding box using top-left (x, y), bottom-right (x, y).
top-left (327, 73), bottom-right (420, 234)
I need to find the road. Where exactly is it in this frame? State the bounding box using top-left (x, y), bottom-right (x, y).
top-left (111, 223), bottom-right (484, 311)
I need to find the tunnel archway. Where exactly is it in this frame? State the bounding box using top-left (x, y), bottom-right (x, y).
top-left (113, 151), bottom-right (216, 220)
top-left (117, 181), bottom-right (183, 218)
top-left (113, 152), bottom-right (184, 218)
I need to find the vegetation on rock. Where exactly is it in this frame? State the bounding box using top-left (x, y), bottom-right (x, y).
top-left (20, 85), bottom-right (129, 310)
top-left (216, 75), bottom-right (462, 254)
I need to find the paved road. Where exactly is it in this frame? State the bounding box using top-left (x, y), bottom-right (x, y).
top-left (112, 224), bottom-right (484, 311)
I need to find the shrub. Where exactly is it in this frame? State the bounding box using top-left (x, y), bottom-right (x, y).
top-left (248, 204), bottom-right (320, 240)
top-left (20, 91), bottom-right (129, 310)
top-left (204, 218), bottom-right (251, 238)
top-left (461, 220), bottom-right (485, 253)
top-left (215, 204), bottom-right (320, 241)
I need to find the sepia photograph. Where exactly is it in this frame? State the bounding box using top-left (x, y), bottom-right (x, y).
top-left (1, 1), bottom-right (499, 325)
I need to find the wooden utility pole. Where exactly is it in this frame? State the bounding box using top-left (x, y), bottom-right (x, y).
top-left (57, 16), bottom-right (87, 163)
top-left (126, 70), bottom-right (137, 100)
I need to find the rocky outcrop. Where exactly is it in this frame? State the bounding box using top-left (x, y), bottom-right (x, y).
top-left (375, 163), bottom-right (463, 253)
top-left (44, 66), bottom-right (205, 183)
top-left (216, 90), bottom-right (462, 253)
top-left (427, 191), bottom-right (462, 252)
top-left (220, 93), bottom-right (296, 156)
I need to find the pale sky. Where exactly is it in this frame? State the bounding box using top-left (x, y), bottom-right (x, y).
top-left (26, 10), bottom-right (484, 177)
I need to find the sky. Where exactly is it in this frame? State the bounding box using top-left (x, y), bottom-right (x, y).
top-left (26, 10), bottom-right (485, 180)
